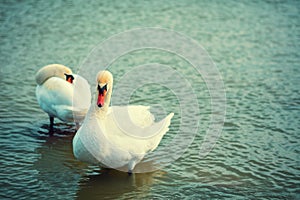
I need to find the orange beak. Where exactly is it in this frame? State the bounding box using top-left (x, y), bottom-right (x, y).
top-left (64, 73), bottom-right (74, 84)
top-left (67, 77), bottom-right (73, 83)
top-left (97, 84), bottom-right (107, 107)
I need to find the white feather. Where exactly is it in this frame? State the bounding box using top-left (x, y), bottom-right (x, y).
top-left (72, 71), bottom-right (174, 172)
top-left (36, 74), bottom-right (91, 123)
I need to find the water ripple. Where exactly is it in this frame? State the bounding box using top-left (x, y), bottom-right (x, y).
top-left (1, 0), bottom-right (300, 199)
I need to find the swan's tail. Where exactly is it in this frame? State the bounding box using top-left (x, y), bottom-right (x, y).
top-left (149, 112), bottom-right (174, 151)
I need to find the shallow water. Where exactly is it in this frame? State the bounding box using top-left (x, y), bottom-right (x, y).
top-left (1, 0), bottom-right (299, 199)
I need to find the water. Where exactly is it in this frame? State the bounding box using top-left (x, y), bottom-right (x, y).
top-left (1, 0), bottom-right (299, 199)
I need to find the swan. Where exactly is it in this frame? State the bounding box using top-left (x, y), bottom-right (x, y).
top-left (35, 64), bottom-right (91, 129)
top-left (72, 70), bottom-right (174, 174)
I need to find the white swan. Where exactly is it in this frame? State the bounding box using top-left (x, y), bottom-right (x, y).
top-left (73, 70), bottom-right (174, 173)
top-left (35, 64), bottom-right (91, 128)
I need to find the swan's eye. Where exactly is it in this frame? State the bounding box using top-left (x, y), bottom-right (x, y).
top-left (64, 73), bottom-right (74, 83)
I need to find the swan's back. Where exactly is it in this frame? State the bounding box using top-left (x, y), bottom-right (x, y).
top-left (36, 77), bottom-right (73, 119)
top-left (36, 74), bottom-right (91, 122)
top-left (100, 106), bottom-right (173, 154)
top-left (73, 105), bottom-right (174, 167)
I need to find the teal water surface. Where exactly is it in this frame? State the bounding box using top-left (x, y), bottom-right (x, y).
top-left (0, 0), bottom-right (299, 199)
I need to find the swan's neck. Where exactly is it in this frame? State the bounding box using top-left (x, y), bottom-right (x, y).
top-left (104, 89), bottom-right (112, 110)
top-left (102, 88), bottom-right (112, 111)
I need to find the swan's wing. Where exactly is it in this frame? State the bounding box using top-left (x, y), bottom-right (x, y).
top-left (73, 106), bottom-right (174, 169)
top-left (111, 106), bottom-right (155, 127)
top-left (73, 74), bottom-right (91, 110)
top-left (36, 77), bottom-right (89, 122)
top-left (145, 112), bottom-right (174, 152)
top-left (36, 77), bottom-right (73, 116)
top-left (72, 74), bottom-right (91, 121)
top-left (52, 105), bottom-right (89, 122)
top-left (105, 107), bottom-right (174, 154)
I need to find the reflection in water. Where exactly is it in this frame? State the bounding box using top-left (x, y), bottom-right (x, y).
top-left (32, 123), bottom-right (166, 199)
top-left (76, 169), bottom-right (165, 200)
top-left (1, 0), bottom-right (299, 198)
top-left (37, 121), bottom-right (79, 136)
top-left (32, 124), bottom-right (84, 199)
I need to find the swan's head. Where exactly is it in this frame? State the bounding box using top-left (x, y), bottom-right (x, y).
top-left (96, 70), bottom-right (113, 108)
top-left (35, 64), bottom-right (74, 85)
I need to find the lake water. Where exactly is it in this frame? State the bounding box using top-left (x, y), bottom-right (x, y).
top-left (1, 0), bottom-right (299, 199)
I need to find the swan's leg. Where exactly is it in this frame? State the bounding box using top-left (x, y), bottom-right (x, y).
top-left (128, 160), bottom-right (136, 175)
top-left (49, 116), bottom-right (54, 129)
top-left (48, 116), bottom-right (54, 135)
top-left (75, 122), bottom-right (80, 131)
